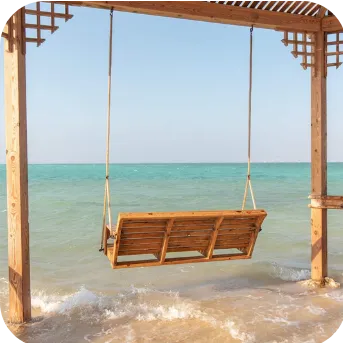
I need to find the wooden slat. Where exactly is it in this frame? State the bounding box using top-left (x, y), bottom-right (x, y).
top-left (120, 238), bottom-right (163, 245)
top-left (121, 227), bottom-right (166, 234)
top-left (305, 4), bottom-right (320, 16)
top-left (218, 228), bottom-right (255, 235)
top-left (122, 221), bottom-right (167, 228)
top-left (286, 1), bottom-right (303, 13)
top-left (25, 38), bottom-right (46, 44)
top-left (25, 9), bottom-right (73, 19)
top-left (119, 249), bottom-right (160, 256)
top-left (121, 231), bottom-right (165, 239)
top-left (171, 226), bottom-right (212, 232)
top-left (159, 219), bottom-right (174, 263)
top-left (277, 1), bottom-right (293, 12)
top-left (216, 240), bottom-right (251, 246)
top-left (24, 23), bottom-right (59, 31)
top-left (271, 2), bottom-right (286, 12)
top-left (170, 230), bottom-right (212, 238)
top-left (113, 253), bottom-right (249, 269)
top-left (205, 216), bottom-right (224, 259)
top-left (264, 1), bottom-right (277, 11)
top-left (216, 234), bottom-right (251, 242)
top-left (168, 241), bottom-right (209, 248)
top-left (36, 2), bottom-right (41, 47)
top-left (293, 1), bottom-right (311, 15)
top-left (249, 1), bottom-right (261, 9)
top-left (167, 246), bottom-right (209, 252)
top-left (111, 219), bottom-right (123, 266)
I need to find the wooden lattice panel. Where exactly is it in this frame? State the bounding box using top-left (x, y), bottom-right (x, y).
top-left (326, 32), bottom-right (343, 69)
top-left (1, 2), bottom-right (73, 52)
top-left (25, 2), bottom-right (73, 46)
top-left (282, 31), bottom-right (315, 70)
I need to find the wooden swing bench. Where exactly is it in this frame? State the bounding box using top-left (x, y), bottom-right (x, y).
top-left (103, 210), bottom-right (267, 269)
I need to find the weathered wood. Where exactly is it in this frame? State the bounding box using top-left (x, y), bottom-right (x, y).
top-left (64, 1), bottom-right (321, 32)
top-left (159, 219), bottom-right (174, 263)
top-left (25, 8), bottom-right (73, 20)
top-left (205, 217), bottom-right (224, 258)
top-left (111, 219), bottom-right (123, 266)
top-left (311, 30), bottom-right (328, 282)
top-left (5, 9), bottom-right (31, 324)
top-left (309, 195), bottom-right (343, 209)
top-left (322, 17), bottom-right (343, 32)
top-left (121, 231), bottom-right (165, 239)
top-left (118, 210), bottom-right (266, 220)
top-left (113, 253), bottom-right (249, 269)
top-left (104, 210), bottom-right (266, 268)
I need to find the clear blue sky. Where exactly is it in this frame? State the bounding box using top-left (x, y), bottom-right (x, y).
top-left (0, 4), bottom-right (342, 163)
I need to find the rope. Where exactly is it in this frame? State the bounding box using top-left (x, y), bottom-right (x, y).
top-left (242, 26), bottom-right (257, 211)
top-left (100, 9), bottom-right (114, 251)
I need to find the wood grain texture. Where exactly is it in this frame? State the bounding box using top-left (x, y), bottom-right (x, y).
top-left (63, 1), bottom-right (321, 31)
top-left (311, 30), bottom-right (328, 282)
top-left (104, 210), bottom-right (266, 269)
top-left (4, 9), bottom-right (31, 324)
top-left (309, 195), bottom-right (343, 209)
top-left (322, 16), bottom-right (342, 32)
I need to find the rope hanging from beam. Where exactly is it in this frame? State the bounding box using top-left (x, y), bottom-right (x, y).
top-left (100, 8), bottom-right (114, 252)
top-left (242, 26), bottom-right (257, 211)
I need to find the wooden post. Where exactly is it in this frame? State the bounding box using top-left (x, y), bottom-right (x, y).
top-left (311, 30), bottom-right (327, 283)
top-left (4, 9), bottom-right (31, 323)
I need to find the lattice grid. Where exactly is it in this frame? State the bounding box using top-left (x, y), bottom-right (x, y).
top-left (282, 31), bottom-right (315, 70)
top-left (326, 32), bottom-right (343, 69)
top-left (25, 2), bottom-right (73, 47)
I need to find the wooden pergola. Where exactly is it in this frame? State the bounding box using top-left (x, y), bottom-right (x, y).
top-left (2, 1), bottom-right (342, 324)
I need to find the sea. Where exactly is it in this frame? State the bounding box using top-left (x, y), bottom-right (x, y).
top-left (0, 163), bottom-right (342, 343)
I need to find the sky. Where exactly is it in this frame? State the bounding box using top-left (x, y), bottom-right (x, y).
top-left (0, 4), bottom-right (342, 164)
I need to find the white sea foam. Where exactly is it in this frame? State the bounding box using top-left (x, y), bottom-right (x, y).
top-left (29, 286), bottom-right (259, 342)
top-left (270, 263), bottom-right (311, 281)
top-left (223, 320), bottom-right (256, 343)
top-left (321, 291), bottom-right (343, 302)
top-left (263, 316), bottom-right (299, 326)
top-left (306, 305), bottom-right (326, 315)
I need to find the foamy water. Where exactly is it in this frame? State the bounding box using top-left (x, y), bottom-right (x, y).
top-left (0, 164), bottom-right (342, 342)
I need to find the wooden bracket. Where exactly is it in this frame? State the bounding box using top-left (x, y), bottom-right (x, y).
top-left (1, 2), bottom-right (73, 50)
top-left (282, 30), bottom-right (343, 71)
top-left (309, 195), bottom-right (343, 209)
top-left (24, 2), bottom-right (73, 47)
top-left (282, 31), bottom-right (315, 70)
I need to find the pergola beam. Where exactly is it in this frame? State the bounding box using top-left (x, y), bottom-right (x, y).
top-left (322, 16), bottom-right (343, 32)
top-left (64, 1), bottom-right (322, 32)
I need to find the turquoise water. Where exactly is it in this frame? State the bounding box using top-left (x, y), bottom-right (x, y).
top-left (0, 163), bottom-right (342, 342)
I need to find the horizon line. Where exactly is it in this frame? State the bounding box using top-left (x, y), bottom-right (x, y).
top-left (0, 161), bottom-right (343, 166)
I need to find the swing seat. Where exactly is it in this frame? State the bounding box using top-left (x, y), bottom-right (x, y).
top-left (103, 209), bottom-right (267, 269)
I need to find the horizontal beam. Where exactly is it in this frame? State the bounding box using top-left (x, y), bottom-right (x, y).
top-left (62, 1), bottom-right (322, 32)
top-left (309, 195), bottom-right (343, 209)
top-left (322, 16), bottom-right (343, 32)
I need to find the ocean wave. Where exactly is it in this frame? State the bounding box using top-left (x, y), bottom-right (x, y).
top-left (30, 286), bottom-right (256, 342)
top-left (268, 262), bottom-right (311, 282)
top-left (320, 291), bottom-right (343, 302)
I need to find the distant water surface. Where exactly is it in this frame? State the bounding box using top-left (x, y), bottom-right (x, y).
top-left (0, 163), bottom-right (342, 343)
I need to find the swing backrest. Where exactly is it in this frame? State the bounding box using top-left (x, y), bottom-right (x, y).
top-left (104, 209), bottom-right (267, 269)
